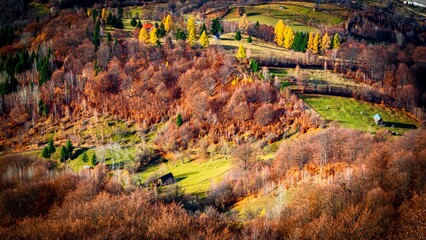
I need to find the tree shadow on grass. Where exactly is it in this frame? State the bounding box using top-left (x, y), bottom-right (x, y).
top-left (71, 147), bottom-right (90, 160)
top-left (246, 12), bottom-right (262, 17)
top-left (385, 122), bottom-right (417, 129)
top-left (174, 176), bottom-right (187, 183)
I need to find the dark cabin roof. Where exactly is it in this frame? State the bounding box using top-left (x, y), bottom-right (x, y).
top-left (158, 172), bottom-right (174, 184)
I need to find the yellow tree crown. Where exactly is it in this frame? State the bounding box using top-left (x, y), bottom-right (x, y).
top-left (164, 14), bottom-right (173, 32)
top-left (236, 44), bottom-right (246, 60)
top-left (150, 27), bottom-right (158, 45)
top-left (139, 27), bottom-right (149, 43)
top-left (199, 30), bottom-right (209, 48)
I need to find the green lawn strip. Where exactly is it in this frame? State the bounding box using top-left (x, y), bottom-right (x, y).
top-left (300, 94), bottom-right (418, 134)
top-left (137, 155), bottom-right (233, 197)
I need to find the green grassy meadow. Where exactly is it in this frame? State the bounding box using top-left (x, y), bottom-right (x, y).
top-left (222, 3), bottom-right (346, 32)
top-left (300, 95), bottom-right (418, 134)
top-left (137, 155), bottom-right (233, 197)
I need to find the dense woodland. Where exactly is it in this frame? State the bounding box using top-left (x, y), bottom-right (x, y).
top-left (0, 0), bottom-right (425, 239)
top-left (1, 128), bottom-right (425, 239)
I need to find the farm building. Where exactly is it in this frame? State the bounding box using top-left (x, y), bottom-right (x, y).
top-left (157, 172), bottom-right (175, 186)
top-left (374, 113), bottom-right (384, 125)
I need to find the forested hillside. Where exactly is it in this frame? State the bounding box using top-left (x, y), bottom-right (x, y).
top-left (0, 0), bottom-right (425, 239)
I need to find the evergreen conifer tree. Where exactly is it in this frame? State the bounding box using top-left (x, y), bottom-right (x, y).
top-left (82, 151), bottom-right (89, 163)
top-left (175, 28), bottom-right (186, 40)
top-left (301, 32), bottom-right (309, 52)
top-left (176, 113), bottom-right (183, 127)
top-left (66, 140), bottom-right (74, 158)
top-left (92, 153), bottom-right (98, 166)
top-left (199, 23), bottom-right (206, 36)
top-left (47, 138), bottom-right (55, 154)
top-left (42, 146), bottom-right (51, 158)
top-left (235, 30), bottom-right (242, 40)
top-left (247, 35), bottom-right (252, 43)
top-left (130, 18), bottom-right (137, 27)
top-left (60, 146), bottom-right (67, 162)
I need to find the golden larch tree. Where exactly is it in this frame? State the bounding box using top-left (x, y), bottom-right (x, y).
top-left (150, 27), bottom-right (158, 45)
top-left (283, 26), bottom-right (294, 49)
top-left (236, 44), bottom-right (246, 61)
top-left (101, 8), bottom-right (107, 22)
top-left (187, 17), bottom-right (195, 35)
top-left (274, 19), bottom-right (285, 47)
top-left (138, 27), bottom-right (149, 43)
top-left (188, 27), bottom-right (196, 46)
top-left (307, 32), bottom-right (314, 52)
top-left (199, 30), bottom-right (209, 48)
top-left (163, 14), bottom-right (173, 32)
top-left (333, 33), bottom-right (340, 50)
top-left (238, 13), bottom-right (250, 33)
top-left (321, 33), bottom-right (331, 52)
top-left (312, 33), bottom-right (321, 54)
top-left (187, 17), bottom-right (196, 46)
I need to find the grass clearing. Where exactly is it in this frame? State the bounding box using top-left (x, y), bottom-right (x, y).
top-left (222, 3), bottom-right (346, 32)
top-left (300, 94), bottom-right (418, 134)
top-left (299, 69), bottom-right (365, 87)
top-left (210, 33), bottom-right (295, 58)
top-left (233, 184), bottom-right (297, 220)
top-left (137, 155), bottom-right (233, 197)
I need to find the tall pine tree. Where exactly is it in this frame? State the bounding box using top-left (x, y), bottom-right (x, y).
top-left (292, 32), bottom-right (303, 52)
top-left (199, 22), bottom-right (206, 36)
top-left (301, 32), bottom-right (309, 52)
top-left (82, 151), bottom-right (89, 163)
top-left (235, 30), bottom-right (242, 40)
top-left (91, 153), bottom-right (98, 166)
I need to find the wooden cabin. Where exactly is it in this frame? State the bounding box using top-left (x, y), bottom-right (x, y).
top-left (157, 172), bottom-right (175, 186)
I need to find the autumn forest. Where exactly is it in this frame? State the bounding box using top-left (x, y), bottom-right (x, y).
top-left (0, 0), bottom-right (425, 239)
